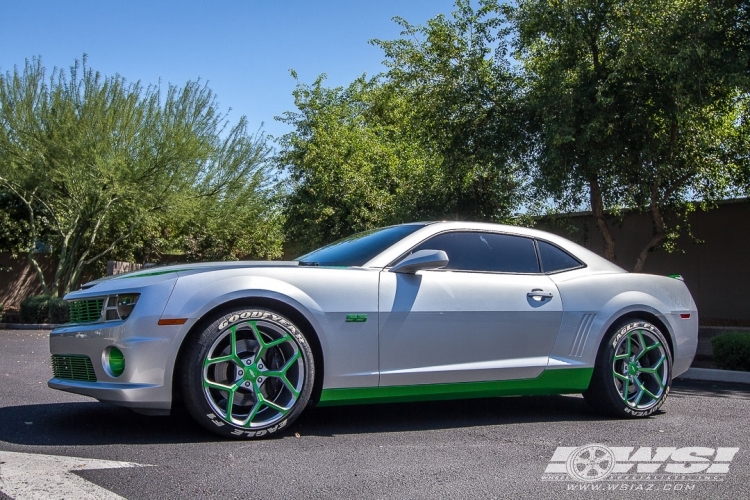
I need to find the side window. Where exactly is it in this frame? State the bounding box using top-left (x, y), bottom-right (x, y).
top-left (537, 240), bottom-right (582, 273)
top-left (411, 232), bottom-right (540, 273)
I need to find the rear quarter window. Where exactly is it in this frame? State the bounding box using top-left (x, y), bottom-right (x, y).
top-left (537, 240), bottom-right (583, 273)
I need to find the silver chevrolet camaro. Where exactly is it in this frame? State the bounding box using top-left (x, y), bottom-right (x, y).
top-left (49, 222), bottom-right (698, 438)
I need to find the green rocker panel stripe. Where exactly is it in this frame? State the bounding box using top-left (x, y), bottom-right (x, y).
top-left (317, 367), bottom-right (593, 407)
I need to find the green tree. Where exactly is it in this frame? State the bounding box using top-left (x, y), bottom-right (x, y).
top-left (177, 157), bottom-right (284, 262)
top-left (508, 0), bottom-right (750, 270)
top-left (276, 74), bottom-right (438, 251)
top-left (0, 56), bottom-right (281, 295)
top-left (277, 0), bottom-right (530, 250)
top-left (373, 0), bottom-right (529, 222)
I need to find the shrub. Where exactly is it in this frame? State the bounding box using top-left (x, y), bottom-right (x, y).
top-left (48, 298), bottom-right (70, 324)
top-left (20, 295), bottom-right (52, 323)
top-left (711, 332), bottom-right (750, 372)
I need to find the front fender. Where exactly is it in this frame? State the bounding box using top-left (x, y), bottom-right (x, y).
top-left (163, 273), bottom-right (325, 330)
top-left (159, 267), bottom-right (382, 398)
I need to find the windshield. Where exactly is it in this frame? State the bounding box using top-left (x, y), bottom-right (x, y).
top-left (296, 224), bottom-right (428, 267)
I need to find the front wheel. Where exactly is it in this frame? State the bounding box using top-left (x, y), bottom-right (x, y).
top-left (181, 308), bottom-right (315, 438)
top-left (584, 320), bottom-right (672, 418)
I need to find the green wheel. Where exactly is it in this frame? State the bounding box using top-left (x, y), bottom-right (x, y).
top-left (584, 320), bottom-right (672, 418)
top-left (182, 308), bottom-right (314, 438)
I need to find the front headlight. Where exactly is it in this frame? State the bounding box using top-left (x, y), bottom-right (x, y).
top-left (117, 294), bottom-right (139, 319)
top-left (104, 294), bottom-right (140, 321)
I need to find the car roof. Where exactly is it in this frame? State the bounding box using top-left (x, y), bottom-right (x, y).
top-left (363, 221), bottom-right (625, 273)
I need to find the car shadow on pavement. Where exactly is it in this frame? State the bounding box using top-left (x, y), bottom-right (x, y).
top-left (0, 402), bottom-right (218, 446)
top-left (2, 380), bottom-right (744, 446)
top-left (290, 394), bottom-right (614, 438)
top-left (0, 394), bottom-right (613, 446)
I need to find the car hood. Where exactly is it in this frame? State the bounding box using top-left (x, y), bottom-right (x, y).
top-left (80, 261), bottom-right (301, 289)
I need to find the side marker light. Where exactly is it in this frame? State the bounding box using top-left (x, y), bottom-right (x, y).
top-left (158, 318), bottom-right (188, 326)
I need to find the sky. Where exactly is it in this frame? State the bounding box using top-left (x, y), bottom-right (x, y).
top-left (1, 0), bottom-right (458, 140)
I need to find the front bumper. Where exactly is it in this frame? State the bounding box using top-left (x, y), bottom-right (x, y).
top-left (49, 320), bottom-right (174, 411)
top-left (48, 278), bottom-right (192, 413)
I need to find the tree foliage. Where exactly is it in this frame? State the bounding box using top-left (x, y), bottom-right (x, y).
top-left (372, 0), bottom-right (529, 221)
top-left (278, 0), bottom-right (748, 269)
top-left (276, 75), bottom-right (439, 251)
top-left (277, 0), bottom-right (529, 251)
top-left (507, 0), bottom-right (750, 270)
top-left (0, 57), bottom-right (282, 295)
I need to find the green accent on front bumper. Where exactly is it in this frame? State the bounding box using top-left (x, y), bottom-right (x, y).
top-left (345, 314), bottom-right (368, 323)
top-left (317, 367), bottom-right (593, 406)
top-left (50, 354), bottom-right (98, 382)
top-left (107, 347), bottom-right (125, 377)
top-left (67, 299), bottom-right (104, 324)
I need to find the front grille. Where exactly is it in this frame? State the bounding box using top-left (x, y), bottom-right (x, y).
top-left (67, 299), bottom-right (104, 324)
top-left (51, 355), bottom-right (97, 382)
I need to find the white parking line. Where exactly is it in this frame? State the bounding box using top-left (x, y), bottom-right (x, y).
top-left (0, 451), bottom-right (149, 500)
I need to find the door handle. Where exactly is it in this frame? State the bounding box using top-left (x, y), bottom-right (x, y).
top-left (528, 289), bottom-right (553, 301)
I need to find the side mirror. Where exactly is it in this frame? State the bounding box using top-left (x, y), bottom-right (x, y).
top-left (391, 249), bottom-right (449, 274)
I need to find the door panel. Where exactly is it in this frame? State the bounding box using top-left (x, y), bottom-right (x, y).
top-left (378, 270), bottom-right (563, 386)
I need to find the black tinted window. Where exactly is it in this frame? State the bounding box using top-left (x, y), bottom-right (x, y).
top-left (297, 224), bottom-right (427, 266)
top-left (411, 232), bottom-right (539, 273)
top-left (537, 240), bottom-right (582, 273)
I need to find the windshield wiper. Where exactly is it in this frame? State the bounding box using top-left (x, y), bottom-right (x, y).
top-left (297, 261), bottom-right (319, 266)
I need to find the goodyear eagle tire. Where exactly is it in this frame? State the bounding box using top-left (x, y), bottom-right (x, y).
top-left (182, 308), bottom-right (314, 439)
top-left (583, 320), bottom-right (672, 418)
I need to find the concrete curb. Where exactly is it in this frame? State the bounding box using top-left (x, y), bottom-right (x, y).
top-left (0, 323), bottom-right (60, 330)
top-left (677, 367), bottom-right (750, 385)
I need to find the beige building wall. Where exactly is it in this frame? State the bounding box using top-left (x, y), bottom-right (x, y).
top-left (538, 198), bottom-right (750, 323)
top-left (0, 254), bottom-right (55, 311)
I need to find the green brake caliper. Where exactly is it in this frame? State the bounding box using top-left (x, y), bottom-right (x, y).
top-left (203, 321), bottom-right (301, 426)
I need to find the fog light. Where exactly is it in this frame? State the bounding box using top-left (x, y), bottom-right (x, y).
top-left (105, 346), bottom-right (125, 377)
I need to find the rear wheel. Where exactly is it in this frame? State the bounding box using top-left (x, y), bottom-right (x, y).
top-left (584, 320), bottom-right (671, 417)
top-left (181, 308), bottom-right (314, 438)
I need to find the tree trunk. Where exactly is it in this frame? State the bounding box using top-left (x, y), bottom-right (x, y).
top-left (633, 182), bottom-right (668, 272)
top-left (27, 253), bottom-right (51, 297)
top-left (589, 176), bottom-right (617, 263)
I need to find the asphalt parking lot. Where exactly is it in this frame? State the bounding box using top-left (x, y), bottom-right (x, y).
top-left (1, 328), bottom-right (749, 500)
